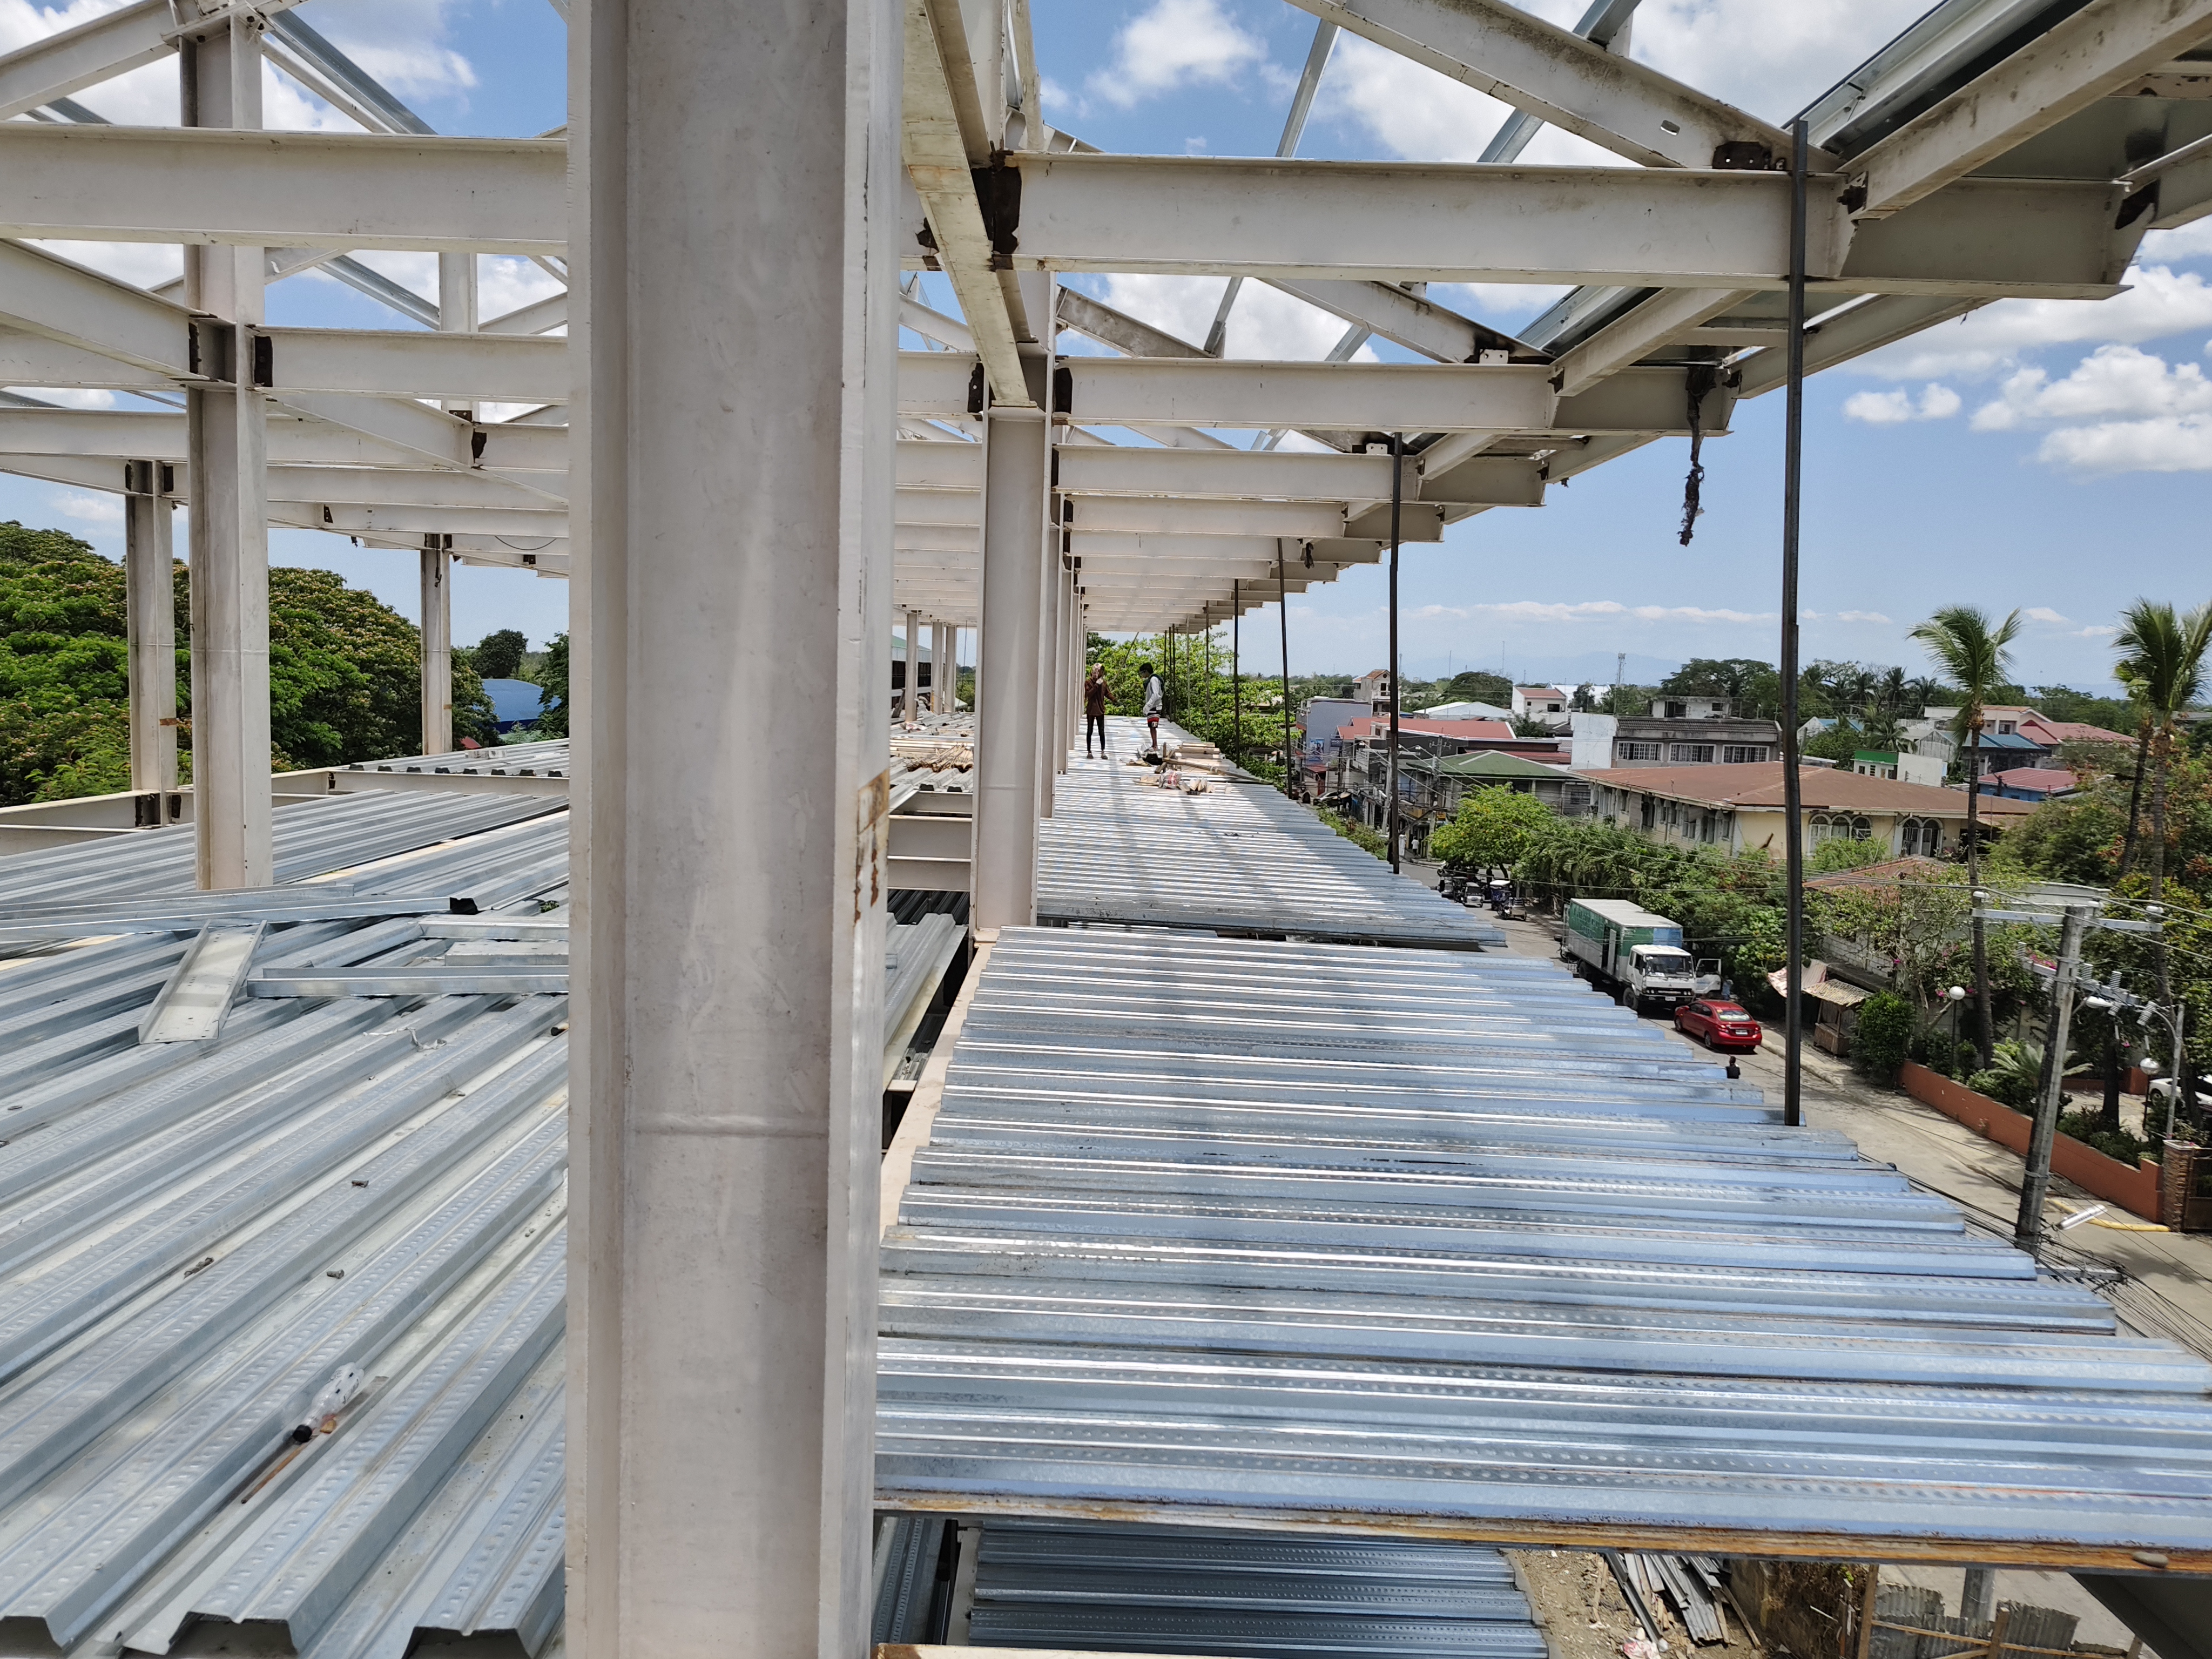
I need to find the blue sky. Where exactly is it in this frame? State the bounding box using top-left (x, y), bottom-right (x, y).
top-left (5, 0), bottom-right (2207, 689)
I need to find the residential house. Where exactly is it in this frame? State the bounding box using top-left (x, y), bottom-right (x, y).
top-left (1982, 766), bottom-right (2076, 801)
top-left (1650, 695), bottom-right (1734, 720)
top-left (1583, 763), bottom-right (2035, 860)
top-left (1351, 669), bottom-right (1392, 709)
top-left (1571, 704), bottom-right (1781, 770)
top-left (1853, 749), bottom-right (1946, 787)
top-left (1402, 749), bottom-right (1595, 824)
top-left (2018, 713), bottom-right (2131, 747)
top-left (1298, 696), bottom-right (1375, 793)
top-left (1415, 699), bottom-right (1516, 722)
top-left (1512, 685), bottom-right (1572, 729)
top-left (1327, 717), bottom-right (1566, 823)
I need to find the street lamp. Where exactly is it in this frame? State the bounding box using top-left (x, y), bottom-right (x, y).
top-left (1944, 983), bottom-right (1967, 1066)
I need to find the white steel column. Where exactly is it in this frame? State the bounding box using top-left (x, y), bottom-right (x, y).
top-left (570, 0), bottom-right (899, 1654)
top-left (183, 16), bottom-right (271, 890)
top-left (902, 608), bottom-right (919, 721)
top-left (123, 461), bottom-right (177, 794)
top-left (934, 622), bottom-right (950, 711)
top-left (973, 403), bottom-right (1049, 929)
top-left (420, 538), bottom-right (453, 756)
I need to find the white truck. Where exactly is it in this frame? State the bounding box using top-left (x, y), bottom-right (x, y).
top-left (1561, 898), bottom-right (1701, 1015)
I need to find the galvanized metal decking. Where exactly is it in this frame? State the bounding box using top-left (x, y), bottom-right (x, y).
top-left (969, 1520), bottom-right (1547, 1656)
top-left (876, 927), bottom-right (2212, 1569)
top-left (1037, 722), bottom-right (1503, 949)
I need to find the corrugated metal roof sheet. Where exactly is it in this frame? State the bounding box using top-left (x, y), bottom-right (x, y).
top-left (1038, 725), bottom-right (1504, 949)
top-left (966, 1520), bottom-right (1549, 1657)
top-left (876, 927), bottom-right (2212, 1567)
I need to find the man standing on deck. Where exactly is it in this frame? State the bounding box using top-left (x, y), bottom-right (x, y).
top-left (1084, 665), bottom-right (1110, 758)
top-left (1139, 661), bottom-right (1164, 754)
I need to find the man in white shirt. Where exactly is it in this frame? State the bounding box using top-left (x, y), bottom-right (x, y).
top-left (1140, 662), bottom-right (1164, 753)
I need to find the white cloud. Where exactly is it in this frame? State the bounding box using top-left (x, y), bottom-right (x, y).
top-left (1972, 343), bottom-right (2212, 431)
top-left (479, 257), bottom-right (566, 322)
top-left (2077, 624), bottom-right (2119, 637)
top-left (51, 490), bottom-right (122, 524)
top-left (1842, 383), bottom-right (1958, 424)
top-left (1087, 0), bottom-right (1268, 111)
top-left (1857, 266), bottom-right (2212, 382)
top-left (2033, 415), bottom-right (2212, 475)
top-left (1835, 610), bottom-right (1893, 624)
top-left (2025, 607), bottom-right (2068, 624)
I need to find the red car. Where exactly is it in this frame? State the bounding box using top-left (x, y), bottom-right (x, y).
top-left (1675, 1000), bottom-right (1762, 1051)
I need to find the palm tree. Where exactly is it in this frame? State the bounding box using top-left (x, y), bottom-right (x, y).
top-left (2114, 663), bottom-right (2153, 877)
top-left (1909, 605), bottom-right (2023, 1067)
top-left (1874, 665), bottom-right (1909, 713)
top-left (2111, 597), bottom-right (2212, 913)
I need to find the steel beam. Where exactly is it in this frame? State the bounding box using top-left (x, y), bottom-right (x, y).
top-left (123, 461), bottom-right (176, 794)
top-left (1279, 0), bottom-right (1815, 172)
top-left (1060, 356), bottom-right (1555, 431)
top-left (1851, 0), bottom-right (2212, 217)
top-left (569, 0), bottom-right (896, 1656)
top-left (0, 238), bottom-right (197, 377)
top-left (184, 19), bottom-right (272, 893)
top-left (0, 124), bottom-right (565, 253)
top-left (1068, 494), bottom-right (1347, 539)
top-left (420, 542), bottom-right (453, 755)
top-left (259, 328), bottom-right (569, 401)
top-left (0, 0), bottom-right (306, 121)
top-left (974, 397), bottom-right (1050, 929)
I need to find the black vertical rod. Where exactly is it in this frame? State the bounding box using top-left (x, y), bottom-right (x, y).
top-left (1278, 541), bottom-right (1292, 793)
top-left (1386, 432), bottom-right (1405, 873)
top-left (1781, 116), bottom-right (1809, 1128)
top-left (1232, 580), bottom-right (1242, 761)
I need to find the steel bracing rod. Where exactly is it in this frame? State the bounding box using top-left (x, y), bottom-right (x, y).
top-left (1478, 0), bottom-right (1640, 163)
top-left (261, 11), bottom-right (434, 135)
top-left (1204, 16), bottom-right (1339, 356)
top-left (1386, 431), bottom-right (1403, 873)
top-left (1278, 541), bottom-right (1292, 793)
top-left (1780, 117), bottom-right (1808, 1129)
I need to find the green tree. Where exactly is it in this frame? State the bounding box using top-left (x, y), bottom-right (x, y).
top-left (534, 632), bottom-right (570, 738)
top-left (1431, 785), bottom-right (1553, 876)
top-left (1659, 657), bottom-right (1781, 717)
top-left (2111, 599), bottom-right (2212, 908)
top-left (473, 628), bottom-right (530, 680)
top-left (0, 520), bottom-right (496, 802)
top-left (1439, 669), bottom-right (1512, 706)
top-left (1853, 991), bottom-right (1915, 1078)
top-left (1909, 603), bottom-right (2024, 1065)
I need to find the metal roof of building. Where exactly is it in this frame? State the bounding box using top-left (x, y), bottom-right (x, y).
top-left (1037, 722), bottom-right (1505, 949)
top-left (0, 787), bottom-right (973, 1659)
top-left (876, 926), bottom-right (2212, 1569)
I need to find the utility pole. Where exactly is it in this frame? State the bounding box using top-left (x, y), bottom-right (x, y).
top-left (2017, 902), bottom-right (2092, 1256)
top-left (1277, 541), bottom-right (1292, 793)
top-left (1232, 580), bottom-right (1241, 761)
top-left (1778, 116), bottom-right (1809, 1129)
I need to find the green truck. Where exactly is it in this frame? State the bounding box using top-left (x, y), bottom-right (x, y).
top-left (1561, 897), bottom-right (1698, 1014)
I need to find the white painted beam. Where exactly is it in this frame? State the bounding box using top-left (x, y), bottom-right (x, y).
top-left (481, 291), bottom-right (568, 335)
top-left (1068, 494), bottom-right (1346, 538)
top-left (1061, 356), bottom-right (1555, 431)
top-left (0, 125), bottom-right (565, 253)
top-left (0, 238), bottom-right (197, 377)
top-left (306, 501), bottom-right (568, 536)
top-left (1279, 0), bottom-right (1813, 172)
top-left (0, 0), bottom-right (304, 120)
top-left (897, 437), bottom-right (984, 488)
top-left (898, 349), bottom-right (981, 415)
top-left (1011, 153), bottom-right (1843, 289)
top-left (0, 326), bottom-right (174, 390)
top-left (476, 420), bottom-right (568, 470)
top-left (1851, 0), bottom-right (2212, 217)
top-left (271, 391), bottom-right (474, 469)
top-left (262, 327), bottom-right (568, 401)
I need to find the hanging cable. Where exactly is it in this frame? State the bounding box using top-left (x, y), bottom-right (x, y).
top-left (1678, 361), bottom-right (1719, 545)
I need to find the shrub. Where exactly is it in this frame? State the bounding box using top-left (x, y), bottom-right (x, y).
top-left (1853, 990), bottom-right (1915, 1079)
top-left (1317, 807), bottom-right (1387, 862)
top-left (2058, 1108), bottom-right (2152, 1168)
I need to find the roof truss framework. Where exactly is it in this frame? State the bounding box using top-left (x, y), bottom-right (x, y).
top-left (0, 3), bottom-right (2201, 630)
